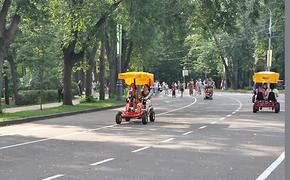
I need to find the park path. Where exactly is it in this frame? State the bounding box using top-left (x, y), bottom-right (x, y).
top-left (2, 99), bottom-right (80, 113)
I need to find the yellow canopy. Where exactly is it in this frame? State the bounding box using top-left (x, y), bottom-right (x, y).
top-left (118, 72), bottom-right (154, 86)
top-left (252, 71), bottom-right (280, 83)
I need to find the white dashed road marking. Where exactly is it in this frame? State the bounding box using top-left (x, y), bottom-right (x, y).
top-left (256, 152), bottom-right (285, 180)
top-left (90, 158), bottom-right (115, 166)
top-left (198, 126), bottom-right (207, 130)
top-left (41, 174), bottom-right (64, 180)
top-left (132, 146), bottom-right (151, 153)
top-left (182, 131), bottom-right (193, 135)
top-left (161, 138), bottom-right (175, 143)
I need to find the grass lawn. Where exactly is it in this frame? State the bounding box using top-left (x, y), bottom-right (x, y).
top-left (0, 99), bottom-right (125, 122)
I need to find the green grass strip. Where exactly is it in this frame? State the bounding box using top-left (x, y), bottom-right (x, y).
top-left (0, 99), bottom-right (125, 122)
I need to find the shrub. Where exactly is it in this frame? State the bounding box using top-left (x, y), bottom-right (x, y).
top-left (244, 86), bottom-right (253, 91)
top-left (17, 90), bottom-right (58, 106)
top-left (79, 95), bottom-right (97, 103)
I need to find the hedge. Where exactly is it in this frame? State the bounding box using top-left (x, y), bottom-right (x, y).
top-left (17, 90), bottom-right (58, 106)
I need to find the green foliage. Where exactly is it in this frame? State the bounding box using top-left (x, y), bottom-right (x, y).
top-left (79, 95), bottom-right (97, 103)
top-left (2, 0), bottom-right (285, 95)
top-left (0, 99), bottom-right (125, 122)
top-left (17, 90), bottom-right (58, 105)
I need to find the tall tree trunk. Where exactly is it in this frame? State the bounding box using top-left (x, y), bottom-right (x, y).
top-left (7, 55), bottom-right (19, 105)
top-left (108, 63), bottom-right (116, 98)
top-left (104, 31), bottom-right (117, 99)
top-left (121, 40), bottom-right (133, 72)
top-left (63, 56), bottom-right (74, 105)
top-left (62, 39), bottom-right (84, 105)
top-left (4, 73), bottom-right (8, 105)
top-left (92, 57), bottom-right (97, 82)
top-left (0, 52), bottom-right (4, 112)
top-left (99, 42), bottom-right (105, 100)
top-left (0, 1), bottom-right (21, 112)
top-left (85, 46), bottom-right (97, 97)
top-left (213, 36), bottom-right (232, 89)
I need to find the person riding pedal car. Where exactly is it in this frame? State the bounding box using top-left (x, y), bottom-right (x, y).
top-left (140, 84), bottom-right (153, 111)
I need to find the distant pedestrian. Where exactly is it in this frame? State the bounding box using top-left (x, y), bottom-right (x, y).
top-left (180, 83), bottom-right (184, 98)
top-left (164, 82), bottom-right (169, 95)
top-left (187, 80), bottom-right (194, 96)
top-left (221, 78), bottom-right (227, 90)
top-left (57, 80), bottom-right (64, 102)
top-left (196, 78), bottom-right (203, 95)
top-left (171, 82), bottom-right (176, 98)
top-left (77, 80), bottom-right (82, 96)
top-left (92, 81), bottom-right (97, 95)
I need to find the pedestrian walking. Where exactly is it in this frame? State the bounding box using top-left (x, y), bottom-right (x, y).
top-left (187, 80), bottom-right (194, 96)
top-left (180, 83), bottom-right (184, 98)
top-left (196, 78), bottom-right (203, 95)
top-left (171, 82), bottom-right (176, 98)
top-left (57, 80), bottom-right (64, 102)
top-left (77, 80), bottom-right (82, 96)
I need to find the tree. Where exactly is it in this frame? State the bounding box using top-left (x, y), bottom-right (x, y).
top-left (0, 0), bottom-right (20, 111)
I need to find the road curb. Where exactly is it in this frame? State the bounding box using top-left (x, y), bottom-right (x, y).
top-left (0, 105), bottom-right (124, 127)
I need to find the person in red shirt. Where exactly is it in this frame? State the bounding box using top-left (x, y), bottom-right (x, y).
top-left (256, 83), bottom-right (268, 100)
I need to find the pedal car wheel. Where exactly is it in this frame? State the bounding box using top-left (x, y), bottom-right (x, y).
top-left (125, 118), bottom-right (130, 122)
top-left (275, 102), bottom-right (280, 113)
top-left (149, 110), bottom-right (155, 122)
top-left (115, 111), bottom-right (122, 124)
top-left (253, 104), bottom-right (257, 113)
top-left (142, 113), bottom-right (148, 125)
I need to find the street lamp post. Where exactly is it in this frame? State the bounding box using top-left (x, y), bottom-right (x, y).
top-left (182, 67), bottom-right (188, 87)
top-left (116, 24), bottom-right (123, 100)
top-left (266, 7), bottom-right (272, 72)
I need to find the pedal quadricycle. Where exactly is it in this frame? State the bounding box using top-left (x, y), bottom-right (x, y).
top-left (115, 72), bottom-right (155, 125)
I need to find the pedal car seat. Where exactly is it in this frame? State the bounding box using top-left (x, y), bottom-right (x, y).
top-left (256, 92), bottom-right (264, 100)
top-left (268, 92), bottom-right (276, 101)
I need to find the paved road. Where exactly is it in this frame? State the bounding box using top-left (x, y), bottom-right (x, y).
top-left (0, 92), bottom-right (284, 180)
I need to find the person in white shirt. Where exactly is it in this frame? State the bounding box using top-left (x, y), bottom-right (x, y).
top-left (265, 83), bottom-right (279, 101)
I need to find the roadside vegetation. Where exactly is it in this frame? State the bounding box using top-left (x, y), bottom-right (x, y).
top-left (0, 99), bottom-right (124, 122)
top-left (0, 0), bottom-right (284, 112)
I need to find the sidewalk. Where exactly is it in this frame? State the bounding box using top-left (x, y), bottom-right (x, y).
top-left (3, 99), bottom-right (80, 113)
top-left (3, 92), bottom-right (111, 113)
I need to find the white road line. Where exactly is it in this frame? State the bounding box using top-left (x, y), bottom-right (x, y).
top-left (219, 117), bottom-right (225, 120)
top-left (161, 138), bottom-right (175, 143)
top-left (156, 97), bottom-right (197, 116)
top-left (132, 146), bottom-right (150, 153)
top-left (182, 131), bottom-right (193, 135)
top-left (90, 158), bottom-right (115, 166)
top-left (210, 121), bottom-right (217, 124)
top-left (232, 111), bottom-right (236, 114)
top-left (42, 174), bottom-right (64, 180)
top-left (256, 152), bottom-right (285, 180)
top-left (0, 98), bottom-right (197, 151)
top-left (226, 114), bottom-right (232, 117)
top-left (0, 125), bottom-right (116, 150)
top-left (198, 126), bottom-right (207, 129)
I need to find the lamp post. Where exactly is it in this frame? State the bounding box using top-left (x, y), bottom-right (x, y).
top-left (116, 24), bottom-right (123, 100)
top-left (182, 67), bottom-right (188, 87)
top-left (266, 7), bottom-right (272, 72)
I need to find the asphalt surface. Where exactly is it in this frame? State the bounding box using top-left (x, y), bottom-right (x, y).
top-left (0, 92), bottom-right (285, 180)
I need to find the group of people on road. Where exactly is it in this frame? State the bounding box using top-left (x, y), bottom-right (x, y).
top-left (253, 83), bottom-right (279, 102)
top-left (148, 78), bottom-right (216, 98)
